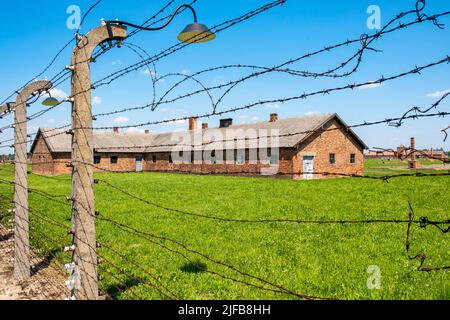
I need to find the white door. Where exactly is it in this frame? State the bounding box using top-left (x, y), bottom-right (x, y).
top-left (303, 156), bottom-right (314, 180)
top-left (136, 155), bottom-right (143, 172)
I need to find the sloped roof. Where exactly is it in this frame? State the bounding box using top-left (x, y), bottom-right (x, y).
top-left (30, 113), bottom-right (368, 154)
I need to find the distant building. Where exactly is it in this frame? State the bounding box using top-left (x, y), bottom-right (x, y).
top-left (365, 137), bottom-right (448, 161)
top-left (30, 113), bottom-right (367, 179)
top-left (416, 148), bottom-right (448, 160)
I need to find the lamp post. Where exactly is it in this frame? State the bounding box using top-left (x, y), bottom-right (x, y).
top-left (0, 80), bottom-right (52, 281)
top-left (68, 3), bottom-right (215, 300)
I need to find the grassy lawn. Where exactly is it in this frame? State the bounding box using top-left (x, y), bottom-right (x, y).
top-left (364, 158), bottom-right (447, 176)
top-left (0, 162), bottom-right (449, 300)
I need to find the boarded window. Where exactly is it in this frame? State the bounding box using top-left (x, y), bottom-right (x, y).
top-left (329, 153), bottom-right (336, 165)
top-left (350, 153), bottom-right (356, 164)
top-left (110, 156), bottom-right (118, 164)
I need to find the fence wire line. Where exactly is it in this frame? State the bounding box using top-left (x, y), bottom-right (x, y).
top-left (0, 0), bottom-right (109, 106)
top-left (1, 0), bottom-right (449, 301)
top-left (2, 60), bottom-right (449, 150)
top-left (405, 202), bottom-right (449, 272)
top-left (96, 178), bottom-right (450, 227)
top-left (91, 3), bottom-right (450, 117)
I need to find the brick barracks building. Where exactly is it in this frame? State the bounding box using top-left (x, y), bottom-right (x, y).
top-left (30, 113), bottom-right (367, 179)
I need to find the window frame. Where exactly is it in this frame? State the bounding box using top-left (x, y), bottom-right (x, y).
top-left (110, 155), bottom-right (119, 165)
top-left (329, 153), bottom-right (336, 165)
top-left (269, 149), bottom-right (279, 165)
top-left (236, 149), bottom-right (245, 165)
top-left (94, 155), bottom-right (101, 165)
top-left (350, 153), bottom-right (356, 164)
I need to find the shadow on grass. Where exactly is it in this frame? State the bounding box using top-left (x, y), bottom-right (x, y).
top-left (180, 260), bottom-right (208, 274)
top-left (103, 277), bottom-right (143, 300)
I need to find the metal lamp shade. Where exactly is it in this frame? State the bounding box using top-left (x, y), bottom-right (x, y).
top-left (178, 23), bottom-right (216, 44)
top-left (42, 97), bottom-right (60, 107)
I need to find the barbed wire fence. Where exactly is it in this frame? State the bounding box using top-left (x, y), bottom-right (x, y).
top-left (0, 0), bottom-right (449, 300)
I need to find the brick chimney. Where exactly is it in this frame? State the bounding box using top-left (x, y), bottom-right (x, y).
top-left (189, 117), bottom-right (198, 130)
top-left (113, 127), bottom-right (119, 134)
top-left (270, 113), bottom-right (279, 123)
top-left (408, 137), bottom-right (421, 169)
top-left (219, 118), bottom-right (233, 128)
top-left (202, 123), bottom-right (209, 130)
top-left (145, 130), bottom-right (150, 135)
top-left (410, 137), bottom-right (416, 161)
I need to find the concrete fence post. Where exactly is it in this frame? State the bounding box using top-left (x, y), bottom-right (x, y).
top-left (0, 80), bottom-right (52, 281)
top-left (69, 25), bottom-right (127, 300)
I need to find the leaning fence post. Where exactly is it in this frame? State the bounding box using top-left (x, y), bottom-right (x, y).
top-left (68, 25), bottom-right (127, 300)
top-left (0, 80), bottom-right (52, 281)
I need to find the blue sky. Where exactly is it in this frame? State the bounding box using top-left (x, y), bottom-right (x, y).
top-left (0, 0), bottom-right (449, 154)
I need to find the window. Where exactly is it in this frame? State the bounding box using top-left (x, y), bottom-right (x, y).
top-left (269, 149), bottom-right (279, 165)
top-left (329, 153), bottom-right (336, 165)
top-left (236, 150), bottom-right (245, 165)
top-left (110, 156), bottom-right (118, 164)
top-left (211, 151), bottom-right (217, 164)
top-left (152, 155), bottom-right (157, 163)
top-left (94, 155), bottom-right (101, 165)
top-left (350, 153), bottom-right (356, 164)
top-left (169, 155), bottom-right (173, 164)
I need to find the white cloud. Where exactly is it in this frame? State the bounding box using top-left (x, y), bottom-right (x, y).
top-left (160, 119), bottom-right (188, 127)
top-left (92, 96), bottom-right (102, 105)
top-left (49, 88), bottom-right (68, 99)
top-left (182, 69), bottom-right (191, 75)
top-left (305, 111), bottom-right (320, 117)
top-left (126, 127), bottom-right (144, 133)
top-left (141, 69), bottom-right (156, 76)
top-left (358, 82), bottom-right (382, 90)
top-left (426, 89), bottom-right (450, 98)
top-left (251, 116), bottom-right (260, 122)
top-left (47, 118), bottom-right (56, 124)
top-left (114, 117), bottom-right (129, 124)
top-left (238, 115), bottom-right (249, 119)
top-left (112, 60), bottom-right (122, 66)
top-left (174, 119), bottom-right (188, 125)
top-left (265, 103), bottom-right (281, 109)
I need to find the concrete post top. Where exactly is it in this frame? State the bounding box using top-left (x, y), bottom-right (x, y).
top-left (0, 81), bottom-right (52, 116)
top-left (73, 24), bottom-right (128, 61)
top-left (16, 80), bottom-right (52, 101)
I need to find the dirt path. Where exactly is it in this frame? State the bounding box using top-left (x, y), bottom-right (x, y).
top-left (0, 225), bottom-right (69, 300)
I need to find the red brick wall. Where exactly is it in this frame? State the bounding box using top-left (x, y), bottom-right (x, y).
top-left (143, 151), bottom-right (275, 176)
top-left (31, 119), bottom-right (365, 178)
top-left (293, 119), bottom-right (365, 178)
top-left (53, 153), bottom-right (72, 175)
top-left (31, 135), bottom-right (55, 176)
top-left (93, 153), bottom-right (141, 173)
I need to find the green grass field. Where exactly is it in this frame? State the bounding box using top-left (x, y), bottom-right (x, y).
top-left (0, 160), bottom-right (449, 300)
